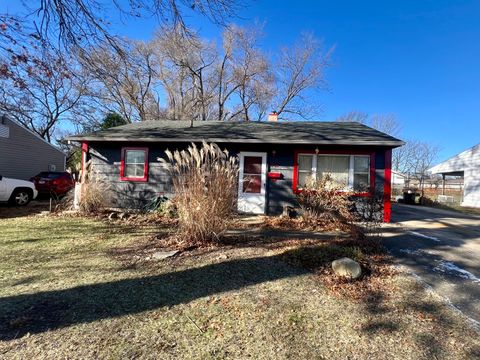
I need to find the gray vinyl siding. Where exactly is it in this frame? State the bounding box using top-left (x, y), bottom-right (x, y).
top-left (87, 141), bottom-right (390, 214)
top-left (267, 150), bottom-right (297, 215)
top-left (89, 143), bottom-right (172, 209)
top-left (0, 117), bottom-right (66, 180)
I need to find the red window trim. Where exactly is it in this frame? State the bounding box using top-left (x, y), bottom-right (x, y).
top-left (120, 147), bottom-right (149, 182)
top-left (292, 149), bottom-right (376, 197)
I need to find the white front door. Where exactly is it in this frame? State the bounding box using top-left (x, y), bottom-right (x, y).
top-left (237, 152), bottom-right (267, 214)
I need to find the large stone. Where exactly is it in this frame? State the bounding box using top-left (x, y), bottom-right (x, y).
top-left (152, 250), bottom-right (180, 260)
top-left (331, 257), bottom-right (362, 279)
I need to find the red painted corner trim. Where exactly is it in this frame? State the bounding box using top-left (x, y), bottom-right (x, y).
top-left (384, 149), bottom-right (392, 223)
top-left (292, 149), bottom-right (376, 196)
top-left (81, 141), bottom-right (89, 175)
top-left (120, 147), bottom-right (149, 182)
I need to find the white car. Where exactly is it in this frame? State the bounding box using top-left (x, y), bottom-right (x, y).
top-left (0, 175), bottom-right (38, 206)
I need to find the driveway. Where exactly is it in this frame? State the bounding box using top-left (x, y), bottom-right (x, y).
top-left (383, 203), bottom-right (480, 324)
top-left (0, 200), bottom-right (50, 219)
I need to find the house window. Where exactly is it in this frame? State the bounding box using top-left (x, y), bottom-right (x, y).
top-left (353, 156), bottom-right (370, 192)
top-left (297, 154), bottom-right (315, 187)
top-left (317, 155), bottom-right (350, 187)
top-left (296, 153), bottom-right (371, 192)
top-left (121, 147), bottom-right (148, 181)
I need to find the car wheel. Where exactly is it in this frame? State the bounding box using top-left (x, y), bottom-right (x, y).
top-left (10, 189), bottom-right (32, 206)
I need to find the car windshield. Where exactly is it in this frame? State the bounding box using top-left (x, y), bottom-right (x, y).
top-left (37, 172), bottom-right (62, 179)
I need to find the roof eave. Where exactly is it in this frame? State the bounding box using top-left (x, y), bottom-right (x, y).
top-left (66, 136), bottom-right (404, 148)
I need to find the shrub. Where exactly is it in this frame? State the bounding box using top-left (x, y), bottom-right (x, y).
top-left (160, 142), bottom-right (239, 245)
top-left (352, 195), bottom-right (384, 236)
top-left (296, 175), bottom-right (355, 229)
top-left (78, 161), bottom-right (111, 214)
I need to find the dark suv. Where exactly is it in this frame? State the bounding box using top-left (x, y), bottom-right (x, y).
top-left (29, 172), bottom-right (75, 196)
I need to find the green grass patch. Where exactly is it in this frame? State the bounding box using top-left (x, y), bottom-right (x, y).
top-left (0, 215), bottom-right (479, 359)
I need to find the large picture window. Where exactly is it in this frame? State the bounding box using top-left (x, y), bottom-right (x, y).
top-left (121, 147), bottom-right (148, 181)
top-left (295, 153), bottom-right (372, 192)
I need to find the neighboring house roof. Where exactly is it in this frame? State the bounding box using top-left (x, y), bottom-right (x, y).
top-left (429, 143), bottom-right (480, 174)
top-left (1, 115), bottom-right (66, 156)
top-left (67, 120), bottom-right (404, 147)
top-left (392, 170), bottom-right (407, 178)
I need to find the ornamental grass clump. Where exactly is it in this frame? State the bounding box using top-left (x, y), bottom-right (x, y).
top-left (78, 161), bottom-right (111, 214)
top-left (161, 142), bottom-right (239, 246)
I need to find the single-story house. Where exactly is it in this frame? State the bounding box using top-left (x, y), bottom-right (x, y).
top-left (67, 118), bottom-right (404, 222)
top-left (0, 115), bottom-right (66, 180)
top-left (429, 143), bottom-right (480, 208)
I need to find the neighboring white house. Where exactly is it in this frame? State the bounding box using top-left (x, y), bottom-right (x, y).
top-left (429, 143), bottom-right (480, 208)
top-left (392, 171), bottom-right (406, 187)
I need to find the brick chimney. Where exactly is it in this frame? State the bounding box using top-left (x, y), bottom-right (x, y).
top-left (268, 111), bottom-right (278, 122)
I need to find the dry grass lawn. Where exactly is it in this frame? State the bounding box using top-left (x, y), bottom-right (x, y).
top-left (0, 213), bottom-right (479, 359)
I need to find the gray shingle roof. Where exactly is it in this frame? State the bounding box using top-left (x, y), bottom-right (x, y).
top-left (67, 120), bottom-right (404, 147)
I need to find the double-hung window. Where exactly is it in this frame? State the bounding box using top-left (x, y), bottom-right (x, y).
top-left (121, 147), bottom-right (149, 181)
top-left (297, 154), bottom-right (315, 187)
top-left (296, 153), bottom-right (371, 192)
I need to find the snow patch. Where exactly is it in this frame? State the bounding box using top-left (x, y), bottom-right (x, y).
top-left (408, 231), bottom-right (440, 242)
top-left (433, 261), bottom-right (480, 283)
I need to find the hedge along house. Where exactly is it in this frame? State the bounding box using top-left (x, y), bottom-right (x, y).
top-left (67, 118), bottom-right (404, 222)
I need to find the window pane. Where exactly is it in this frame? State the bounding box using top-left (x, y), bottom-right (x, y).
top-left (125, 164), bottom-right (144, 178)
top-left (125, 150), bottom-right (145, 164)
top-left (354, 173), bottom-right (370, 191)
top-left (317, 155), bottom-right (349, 186)
top-left (298, 155), bottom-right (313, 171)
top-left (354, 156), bottom-right (370, 173)
top-left (298, 171), bottom-right (313, 187)
top-left (244, 156), bottom-right (262, 174)
top-left (242, 174), bottom-right (261, 193)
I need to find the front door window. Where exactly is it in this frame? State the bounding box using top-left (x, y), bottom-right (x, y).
top-left (238, 152), bottom-right (267, 214)
top-left (242, 156), bottom-right (262, 193)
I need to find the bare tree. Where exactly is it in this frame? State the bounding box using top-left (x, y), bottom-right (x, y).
top-left (369, 113), bottom-right (402, 137)
top-left (155, 23), bottom-right (274, 122)
top-left (335, 110), bottom-right (369, 124)
top-left (153, 26), bottom-right (217, 124)
top-left (392, 141), bottom-right (414, 174)
top-left (214, 27), bottom-right (237, 121)
top-left (273, 33), bottom-right (333, 119)
top-left (406, 140), bottom-right (440, 189)
top-left (152, 26), bottom-right (330, 123)
top-left (80, 40), bottom-right (161, 123)
top-left (0, 47), bottom-right (88, 142)
top-left (7, 0), bottom-right (239, 51)
top-left (228, 25), bottom-right (274, 121)
top-left (336, 112), bottom-right (401, 137)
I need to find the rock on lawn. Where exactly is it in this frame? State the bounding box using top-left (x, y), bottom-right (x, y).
top-left (331, 257), bottom-right (362, 279)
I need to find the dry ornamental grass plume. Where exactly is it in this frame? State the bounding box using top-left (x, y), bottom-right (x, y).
top-left (78, 160), bottom-right (111, 214)
top-left (160, 141), bottom-right (239, 245)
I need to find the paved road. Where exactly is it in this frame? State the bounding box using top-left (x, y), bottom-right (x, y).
top-left (383, 204), bottom-right (480, 324)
